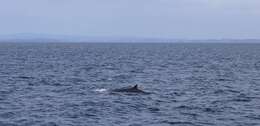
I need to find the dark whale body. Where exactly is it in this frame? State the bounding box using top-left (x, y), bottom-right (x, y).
top-left (111, 85), bottom-right (149, 94)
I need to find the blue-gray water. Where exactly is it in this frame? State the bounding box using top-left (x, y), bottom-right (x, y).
top-left (0, 43), bottom-right (260, 126)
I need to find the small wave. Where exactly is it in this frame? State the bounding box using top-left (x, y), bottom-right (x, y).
top-left (41, 122), bottom-right (58, 126)
top-left (148, 107), bottom-right (160, 113)
top-left (203, 107), bottom-right (220, 113)
top-left (214, 89), bottom-right (240, 94)
top-left (0, 112), bottom-right (15, 119)
top-left (15, 75), bottom-right (34, 80)
top-left (245, 115), bottom-right (260, 120)
top-left (175, 105), bottom-right (198, 110)
top-left (161, 120), bottom-right (193, 125)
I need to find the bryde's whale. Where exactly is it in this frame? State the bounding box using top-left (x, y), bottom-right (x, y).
top-left (111, 84), bottom-right (149, 94)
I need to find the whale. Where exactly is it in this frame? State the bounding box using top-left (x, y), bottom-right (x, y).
top-left (111, 84), bottom-right (150, 94)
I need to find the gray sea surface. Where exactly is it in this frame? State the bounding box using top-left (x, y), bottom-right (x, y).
top-left (0, 43), bottom-right (260, 126)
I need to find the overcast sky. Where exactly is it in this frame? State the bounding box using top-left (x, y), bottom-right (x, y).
top-left (0, 0), bottom-right (260, 39)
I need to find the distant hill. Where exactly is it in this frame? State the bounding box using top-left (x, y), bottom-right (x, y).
top-left (0, 33), bottom-right (259, 43)
top-left (0, 33), bottom-right (179, 43)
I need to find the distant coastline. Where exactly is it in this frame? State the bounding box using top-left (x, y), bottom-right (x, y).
top-left (0, 33), bottom-right (259, 43)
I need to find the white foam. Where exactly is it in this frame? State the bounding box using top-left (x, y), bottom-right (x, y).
top-left (94, 88), bottom-right (108, 92)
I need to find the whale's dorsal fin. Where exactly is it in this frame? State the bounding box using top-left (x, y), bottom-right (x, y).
top-left (132, 84), bottom-right (138, 90)
top-left (111, 84), bottom-right (150, 94)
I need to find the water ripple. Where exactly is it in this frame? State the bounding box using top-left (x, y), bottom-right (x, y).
top-left (0, 43), bottom-right (260, 126)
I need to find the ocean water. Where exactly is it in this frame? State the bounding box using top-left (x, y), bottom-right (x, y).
top-left (0, 43), bottom-right (260, 126)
